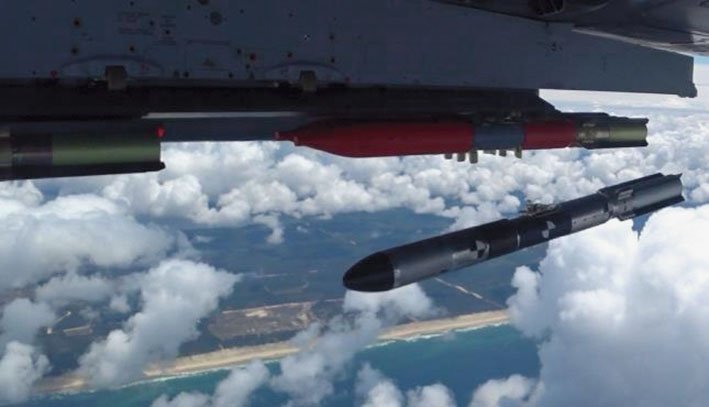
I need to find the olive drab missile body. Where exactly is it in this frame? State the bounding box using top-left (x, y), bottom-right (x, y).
top-left (0, 125), bottom-right (164, 181)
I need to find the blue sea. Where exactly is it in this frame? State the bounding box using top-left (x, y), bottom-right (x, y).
top-left (22, 325), bottom-right (539, 407)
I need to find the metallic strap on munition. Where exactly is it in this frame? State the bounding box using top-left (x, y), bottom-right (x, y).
top-left (343, 173), bottom-right (683, 291)
top-left (0, 127), bottom-right (164, 181)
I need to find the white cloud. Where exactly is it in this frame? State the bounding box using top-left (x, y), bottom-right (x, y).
top-left (211, 361), bottom-right (270, 407)
top-left (363, 380), bottom-right (404, 407)
top-left (266, 285), bottom-right (442, 405)
top-left (161, 141), bottom-right (281, 197)
top-left (0, 299), bottom-right (56, 403)
top-left (407, 384), bottom-right (457, 407)
top-left (0, 299), bottom-right (55, 348)
top-left (356, 364), bottom-right (457, 407)
top-left (0, 182), bottom-right (43, 216)
top-left (253, 214), bottom-right (284, 245)
top-left (150, 361), bottom-right (269, 407)
top-left (79, 260), bottom-right (240, 388)
top-left (355, 363), bottom-right (389, 399)
top-left (109, 295), bottom-right (131, 314)
top-left (343, 283), bottom-right (440, 321)
top-left (0, 342), bottom-right (49, 404)
top-left (269, 314), bottom-right (385, 405)
top-left (151, 392), bottom-right (210, 407)
top-left (469, 375), bottom-right (535, 407)
top-left (0, 193), bottom-right (174, 291)
top-left (479, 205), bottom-right (709, 406)
top-left (356, 363), bottom-right (404, 407)
top-left (102, 174), bottom-right (217, 223)
top-left (35, 272), bottom-right (114, 306)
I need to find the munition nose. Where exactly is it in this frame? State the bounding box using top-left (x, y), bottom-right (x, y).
top-left (343, 252), bottom-right (395, 292)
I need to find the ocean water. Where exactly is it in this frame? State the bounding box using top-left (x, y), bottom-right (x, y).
top-left (24, 325), bottom-right (539, 407)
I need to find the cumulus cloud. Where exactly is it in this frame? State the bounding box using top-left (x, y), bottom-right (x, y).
top-left (475, 205), bottom-right (709, 406)
top-left (0, 182), bottom-right (43, 214)
top-left (150, 361), bottom-right (270, 407)
top-left (469, 375), bottom-right (535, 407)
top-left (35, 272), bottom-right (114, 306)
top-left (343, 283), bottom-right (440, 321)
top-left (0, 193), bottom-right (174, 290)
top-left (253, 214), bottom-right (284, 245)
top-left (270, 284), bottom-right (438, 406)
top-left (151, 392), bottom-right (210, 407)
top-left (356, 364), bottom-right (457, 407)
top-left (0, 191), bottom-right (183, 399)
top-left (0, 298), bottom-right (55, 348)
top-left (0, 299), bottom-right (55, 403)
top-left (211, 361), bottom-right (270, 407)
top-left (102, 174), bottom-right (217, 222)
top-left (355, 363), bottom-right (393, 401)
top-left (79, 260), bottom-right (240, 388)
top-left (356, 364), bottom-right (406, 407)
top-left (362, 380), bottom-right (403, 407)
top-left (270, 315), bottom-right (383, 405)
top-left (0, 342), bottom-right (49, 404)
top-left (407, 384), bottom-right (457, 407)
top-left (108, 294), bottom-right (131, 314)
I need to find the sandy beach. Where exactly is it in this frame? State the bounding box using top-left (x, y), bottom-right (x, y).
top-left (37, 310), bottom-right (508, 394)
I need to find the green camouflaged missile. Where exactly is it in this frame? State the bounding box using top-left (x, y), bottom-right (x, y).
top-left (51, 134), bottom-right (160, 166)
top-left (0, 130), bottom-right (163, 181)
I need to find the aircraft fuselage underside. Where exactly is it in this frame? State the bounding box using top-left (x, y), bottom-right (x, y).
top-left (0, 0), bottom-right (699, 181)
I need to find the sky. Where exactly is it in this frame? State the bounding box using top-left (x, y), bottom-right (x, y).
top-left (0, 63), bottom-right (709, 406)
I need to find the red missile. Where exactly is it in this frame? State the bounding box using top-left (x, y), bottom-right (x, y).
top-left (522, 120), bottom-right (577, 149)
top-left (276, 116), bottom-right (647, 158)
top-left (276, 120), bottom-right (472, 157)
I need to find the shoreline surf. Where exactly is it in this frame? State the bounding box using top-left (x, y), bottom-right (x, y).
top-left (36, 310), bottom-right (509, 395)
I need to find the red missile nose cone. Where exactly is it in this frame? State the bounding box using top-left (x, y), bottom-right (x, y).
top-left (343, 252), bottom-right (395, 292)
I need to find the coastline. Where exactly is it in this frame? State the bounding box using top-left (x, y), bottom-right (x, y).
top-left (36, 310), bottom-right (509, 395)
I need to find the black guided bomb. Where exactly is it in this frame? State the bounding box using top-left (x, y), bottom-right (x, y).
top-left (343, 173), bottom-right (684, 292)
